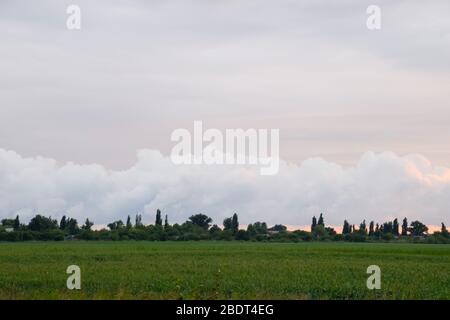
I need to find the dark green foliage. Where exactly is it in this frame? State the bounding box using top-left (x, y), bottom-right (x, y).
top-left (268, 224), bottom-right (287, 232)
top-left (317, 213), bottom-right (324, 226)
top-left (209, 224), bottom-right (222, 240)
top-left (393, 218), bottom-right (399, 236)
top-left (59, 215), bottom-right (67, 230)
top-left (374, 223), bottom-right (380, 237)
top-left (231, 213), bottom-right (239, 235)
top-left (66, 218), bottom-right (79, 235)
top-left (442, 223), bottom-right (449, 238)
top-left (409, 220), bottom-right (428, 236)
top-left (164, 215), bottom-right (169, 229)
top-left (107, 220), bottom-right (124, 230)
top-left (14, 215), bottom-right (20, 230)
top-left (135, 214), bottom-right (143, 228)
top-left (0, 212), bottom-right (447, 244)
top-left (155, 209), bottom-right (163, 226)
top-left (325, 227), bottom-right (336, 236)
top-left (1, 218), bottom-right (15, 227)
top-left (188, 214), bottom-right (212, 230)
top-left (223, 214), bottom-right (239, 235)
top-left (312, 224), bottom-right (326, 239)
top-left (402, 218), bottom-right (408, 236)
top-left (28, 215), bottom-right (58, 231)
top-left (359, 220), bottom-right (367, 235)
top-left (223, 217), bottom-right (232, 231)
top-left (342, 220), bottom-right (350, 234)
top-left (247, 222), bottom-right (267, 236)
top-left (369, 221), bottom-right (374, 236)
top-left (311, 216), bottom-right (317, 232)
top-left (126, 215), bottom-right (132, 229)
top-left (82, 218), bottom-right (94, 231)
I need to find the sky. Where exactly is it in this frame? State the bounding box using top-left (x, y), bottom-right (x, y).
top-left (0, 0), bottom-right (449, 227)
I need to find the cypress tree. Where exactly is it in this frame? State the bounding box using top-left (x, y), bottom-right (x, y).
top-left (375, 223), bottom-right (380, 237)
top-left (311, 216), bottom-right (317, 232)
top-left (164, 215), bottom-right (169, 229)
top-left (369, 221), bottom-right (374, 236)
top-left (67, 218), bottom-right (79, 235)
top-left (231, 213), bottom-right (239, 235)
top-left (401, 218), bottom-right (408, 236)
top-left (135, 214), bottom-right (142, 228)
top-left (342, 220), bottom-right (349, 234)
top-left (126, 215), bottom-right (132, 229)
top-left (155, 209), bottom-right (163, 226)
top-left (359, 220), bottom-right (367, 234)
top-left (13, 215), bottom-right (20, 230)
top-left (441, 223), bottom-right (449, 238)
top-left (60, 215), bottom-right (67, 230)
top-left (317, 213), bottom-right (324, 226)
top-left (82, 218), bottom-right (93, 231)
top-left (393, 218), bottom-right (399, 236)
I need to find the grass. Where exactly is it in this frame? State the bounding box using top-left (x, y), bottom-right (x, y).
top-left (0, 241), bottom-right (448, 299)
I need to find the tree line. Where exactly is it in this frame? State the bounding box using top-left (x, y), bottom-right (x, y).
top-left (0, 210), bottom-right (449, 243)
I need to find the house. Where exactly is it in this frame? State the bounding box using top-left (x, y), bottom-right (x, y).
top-left (4, 227), bottom-right (14, 233)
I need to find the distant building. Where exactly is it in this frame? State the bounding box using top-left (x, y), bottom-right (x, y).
top-left (4, 228), bottom-right (14, 233)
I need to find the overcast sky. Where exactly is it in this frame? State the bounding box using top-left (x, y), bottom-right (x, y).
top-left (0, 0), bottom-right (449, 226)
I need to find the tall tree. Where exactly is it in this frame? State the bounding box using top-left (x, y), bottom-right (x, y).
top-left (368, 221), bottom-right (374, 237)
top-left (135, 214), bottom-right (142, 228)
top-left (13, 215), bottom-right (20, 230)
top-left (374, 223), bottom-right (380, 237)
top-left (342, 220), bottom-right (350, 234)
top-left (382, 221), bottom-right (393, 234)
top-left (59, 215), bottom-right (67, 230)
top-left (82, 218), bottom-right (94, 231)
top-left (359, 220), bottom-right (367, 235)
top-left (232, 213), bottom-right (239, 235)
top-left (155, 209), bottom-right (163, 226)
top-left (401, 218), bottom-right (408, 236)
top-left (317, 213), bottom-right (324, 226)
top-left (311, 216), bottom-right (317, 232)
top-left (164, 215), bottom-right (169, 229)
top-left (441, 223), bottom-right (449, 238)
top-left (126, 215), bottom-right (132, 229)
top-left (223, 217), bottom-right (233, 231)
top-left (67, 218), bottom-right (79, 235)
top-left (393, 218), bottom-right (399, 236)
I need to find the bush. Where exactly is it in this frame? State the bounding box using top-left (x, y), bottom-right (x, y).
top-left (382, 233), bottom-right (393, 241)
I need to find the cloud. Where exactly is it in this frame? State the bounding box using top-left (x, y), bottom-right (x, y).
top-left (1, 0), bottom-right (450, 169)
top-left (0, 148), bottom-right (449, 227)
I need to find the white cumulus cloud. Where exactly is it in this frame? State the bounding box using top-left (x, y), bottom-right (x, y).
top-left (0, 148), bottom-right (449, 228)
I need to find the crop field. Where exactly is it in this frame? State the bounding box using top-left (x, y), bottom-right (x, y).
top-left (0, 241), bottom-right (448, 300)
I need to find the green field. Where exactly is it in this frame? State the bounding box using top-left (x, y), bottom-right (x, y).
top-left (0, 241), bottom-right (448, 299)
